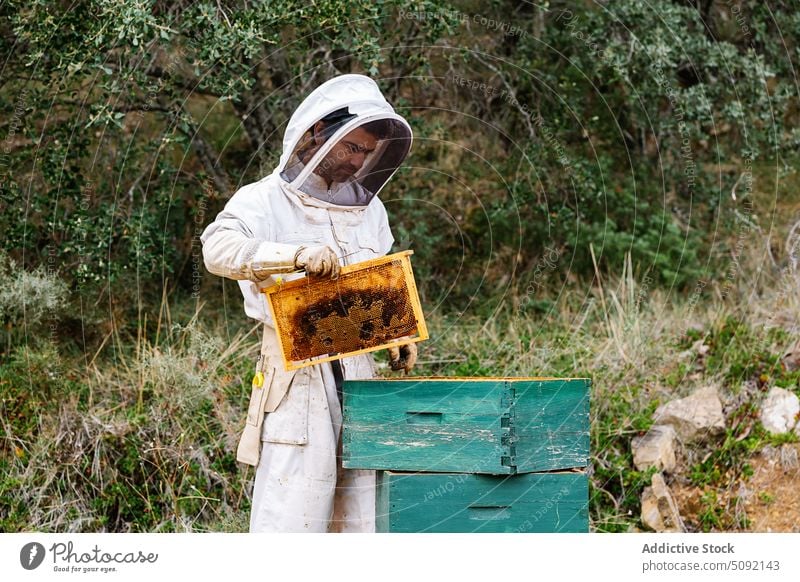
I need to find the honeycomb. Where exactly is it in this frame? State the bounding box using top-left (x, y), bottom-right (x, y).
top-left (264, 251), bottom-right (427, 370)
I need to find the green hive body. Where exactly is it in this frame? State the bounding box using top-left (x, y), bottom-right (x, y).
top-left (343, 378), bottom-right (590, 474)
top-left (343, 377), bottom-right (591, 533)
top-left (376, 471), bottom-right (589, 533)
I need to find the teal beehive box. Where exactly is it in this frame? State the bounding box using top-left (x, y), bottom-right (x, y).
top-left (342, 377), bottom-right (590, 474)
top-left (375, 470), bottom-right (589, 533)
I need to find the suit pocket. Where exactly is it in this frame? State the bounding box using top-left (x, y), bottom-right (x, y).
top-left (261, 367), bottom-right (310, 445)
top-left (245, 361), bottom-right (276, 427)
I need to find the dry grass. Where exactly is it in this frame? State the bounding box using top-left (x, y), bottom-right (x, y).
top-left (1, 298), bottom-right (260, 532)
top-left (3, 219), bottom-right (800, 532)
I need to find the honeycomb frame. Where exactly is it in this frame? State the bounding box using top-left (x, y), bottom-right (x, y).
top-left (262, 250), bottom-right (428, 371)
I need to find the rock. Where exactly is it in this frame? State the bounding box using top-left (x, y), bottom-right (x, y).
top-left (653, 386), bottom-right (726, 442)
top-left (679, 339), bottom-right (710, 360)
top-left (632, 425), bottom-right (677, 472)
top-left (780, 444), bottom-right (798, 469)
top-left (760, 444), bottom-right (780, 461)
top-left (781, 342), bottom-right (800, 372)
top-left (692, 339), bottom-right (710, 356)
top-left (759, 387), bottom-right (800, 435)
top-left (678, 321), bottom-right (704, 338)
top-left (641, 473), bottom-right (686, 532)
top-left (686, 321), bottom-right (704, 334)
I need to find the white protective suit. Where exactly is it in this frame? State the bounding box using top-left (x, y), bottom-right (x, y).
top-left (200, 74), bottom-right (412, 532)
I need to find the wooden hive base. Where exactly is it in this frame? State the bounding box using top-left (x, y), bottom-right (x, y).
top-left (375, 470), bottom-right (589, 533)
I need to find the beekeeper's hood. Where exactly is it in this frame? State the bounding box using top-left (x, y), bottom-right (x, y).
top-left (277, 74), bottom-right (412, 207)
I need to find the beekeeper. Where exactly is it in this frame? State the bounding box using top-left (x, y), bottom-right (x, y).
top-left (200, 74), bottom-right (417, 533)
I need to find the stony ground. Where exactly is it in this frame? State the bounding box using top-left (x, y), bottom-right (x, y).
top-left (672, 443), bottom-right (800, 533)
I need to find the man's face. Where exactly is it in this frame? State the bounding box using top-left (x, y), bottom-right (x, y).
top-left (312, 125), bottom-right (378, 184)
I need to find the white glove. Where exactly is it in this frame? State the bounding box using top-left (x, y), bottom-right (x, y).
top-left (388, 343), bottom-right (418, 375)
top-left (294, 245), bottom-right (341, 279)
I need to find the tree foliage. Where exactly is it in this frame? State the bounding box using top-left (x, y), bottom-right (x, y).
top-left (0, 0), bottom-right (796, 319)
